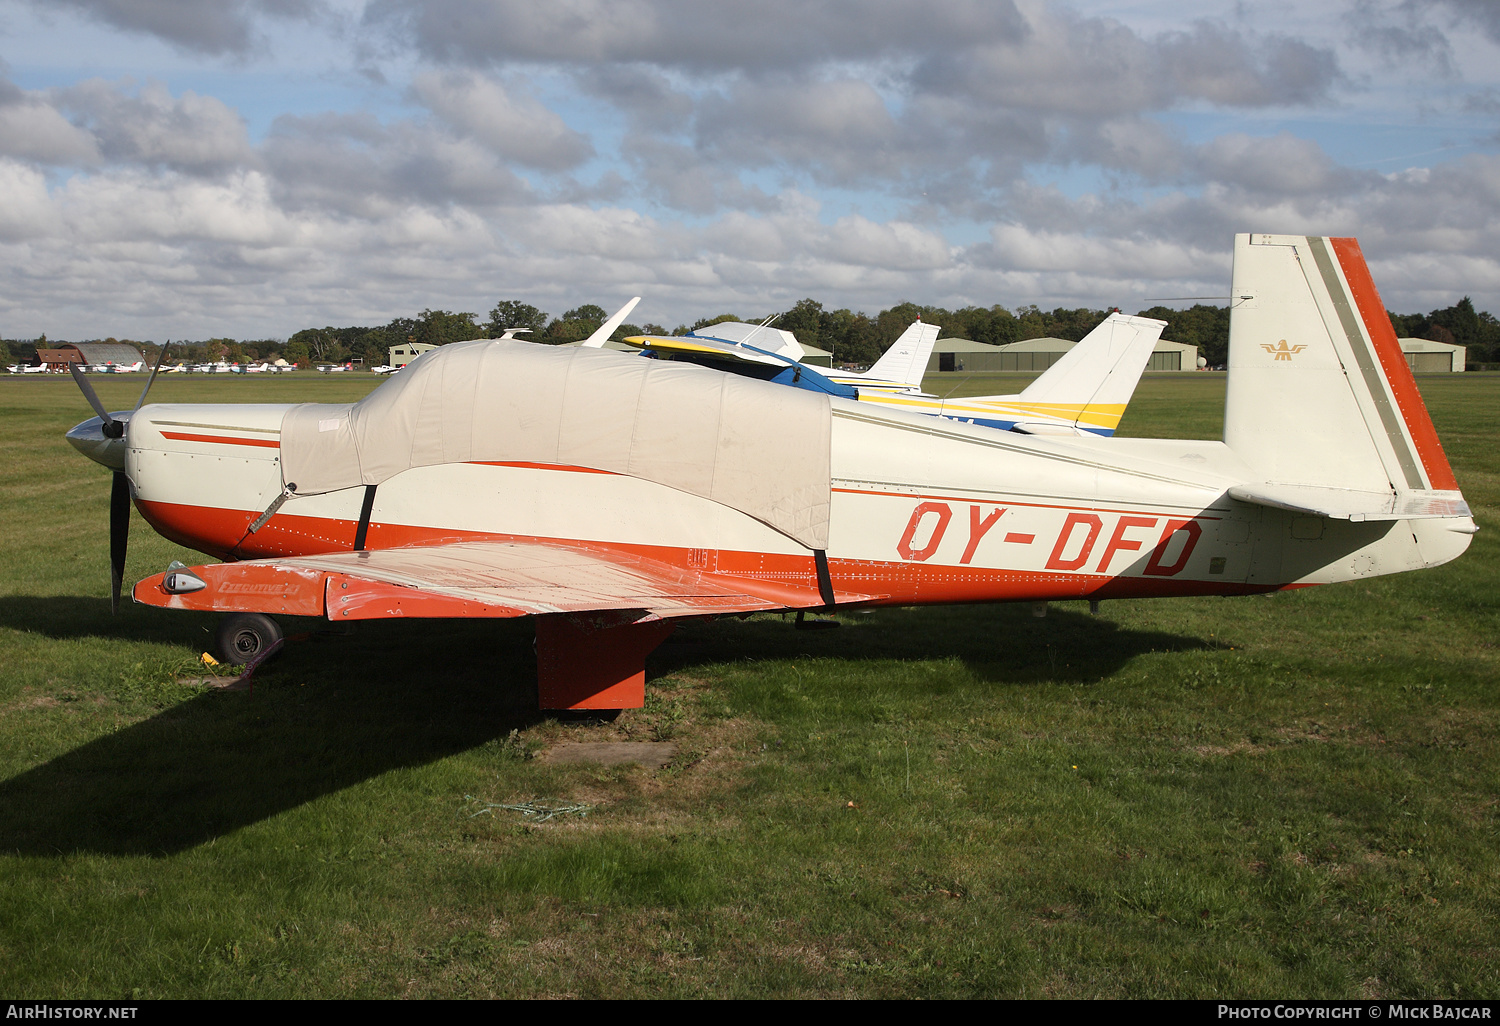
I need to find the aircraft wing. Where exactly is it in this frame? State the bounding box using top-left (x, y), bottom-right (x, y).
top-left (134, 539), bottom-right (882, 620)
top-left (617, 334), bottom-right (858, 398)
top-left (620, 334), bottom-right (789, 367)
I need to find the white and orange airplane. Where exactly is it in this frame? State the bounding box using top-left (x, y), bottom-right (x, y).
top-left (65, 234), bottom-right (1473, 711)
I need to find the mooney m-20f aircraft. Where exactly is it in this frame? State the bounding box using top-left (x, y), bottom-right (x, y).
top-left (65, 235), bottom-right (1473, 711)
top-left (616, 311), bottom-right (1167, 436)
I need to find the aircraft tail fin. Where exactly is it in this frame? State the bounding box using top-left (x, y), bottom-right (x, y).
top-left (1222, 233), bottom-right (1466, 520)
top-left (866, 320), bottom-right (941, 388)
top-left (581, 297), bottom-right (642, 348)
top-left (1005, 312), bottom-right (1166, 434)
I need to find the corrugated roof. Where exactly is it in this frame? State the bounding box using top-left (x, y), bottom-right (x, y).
top-left (65, 343), bottom-right (145, 365)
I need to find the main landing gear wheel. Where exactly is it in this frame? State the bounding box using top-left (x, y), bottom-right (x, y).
top-left (214, 612), bottom-right (284, 665)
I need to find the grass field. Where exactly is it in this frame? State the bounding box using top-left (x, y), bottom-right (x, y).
top-left (0, 371), bottom-right (1496, 998)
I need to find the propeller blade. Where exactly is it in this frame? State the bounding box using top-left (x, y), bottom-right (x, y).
top-left (70, 363), bottom-right (110, 421)
top-left (110, 471), bottom-right (130, 614)
top-left (134, 340), bottom-right (170, 412)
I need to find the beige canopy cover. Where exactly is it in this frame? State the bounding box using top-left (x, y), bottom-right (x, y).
top-left (279, 340), bottom-right (832, 549)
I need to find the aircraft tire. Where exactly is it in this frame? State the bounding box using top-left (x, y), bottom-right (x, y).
top-left (215, 612), bottom-right (284, 665)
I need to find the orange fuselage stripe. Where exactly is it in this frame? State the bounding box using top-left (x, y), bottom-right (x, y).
top-left (160, 430), bottom-right (281, 449)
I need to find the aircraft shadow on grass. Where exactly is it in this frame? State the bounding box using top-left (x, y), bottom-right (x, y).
top-left (0, 596), bottom-right (1217, 857)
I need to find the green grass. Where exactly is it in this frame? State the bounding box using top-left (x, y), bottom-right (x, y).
top-left (1, 371), bottom-right (1497, 998)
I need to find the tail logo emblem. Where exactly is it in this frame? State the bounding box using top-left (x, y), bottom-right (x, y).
top-left (1262, 339), bottom-right (1307, 361)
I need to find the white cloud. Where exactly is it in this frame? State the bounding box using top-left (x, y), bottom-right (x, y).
top-left (22, 0), bottom-right (329, 55)
top-left (363, 0), bottom-right (1029, 69)
top-left (412, 72), bottom-right (594, 171)
top-left (56, 79), bottom-right (256, 174)
top-left (262, 111), bottom-right (536, 214)
top-left (0, 0), bottom-right (1495, 340)
top-left (0, 160), bottom-right (58, 240)
top-left (1196, 132), bottom-right (1364, 196)
top-left (0, 96), bottom-right (99, 165)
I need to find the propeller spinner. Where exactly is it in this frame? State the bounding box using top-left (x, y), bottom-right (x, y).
top-left (64, 344), bottom-right (170, 613)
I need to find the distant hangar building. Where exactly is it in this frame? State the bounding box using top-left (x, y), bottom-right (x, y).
top-left (1398, 338), bottom-right (1465, 372)
top-left (388, 342), bottom-right (437, 367)
top-left (36, 342), bottom-right (146, 370)
top-left (927, 336), bottom-right (1200, 373)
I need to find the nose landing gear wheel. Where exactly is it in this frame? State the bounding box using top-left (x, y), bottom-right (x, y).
top-left (214, 612), bottom-right (284, 665)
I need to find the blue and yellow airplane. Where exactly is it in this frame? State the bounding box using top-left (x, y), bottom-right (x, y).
top-left (613, 311), bottom-right (1167, 437)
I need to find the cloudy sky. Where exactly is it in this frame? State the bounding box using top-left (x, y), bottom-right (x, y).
top-left (1, 0), bottom-right (1497, 340)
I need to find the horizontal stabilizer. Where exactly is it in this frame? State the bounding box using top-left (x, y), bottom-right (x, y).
top-left (1227, 483), bottom-right (1472, 522)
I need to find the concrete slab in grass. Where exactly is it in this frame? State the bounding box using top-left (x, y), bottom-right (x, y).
top-left (541, 742), bottom-right (677, 769)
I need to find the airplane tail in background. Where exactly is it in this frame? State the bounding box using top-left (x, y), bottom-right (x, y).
top-left (579, 297), bottom-right (642, 348)
top-left (1001, 312), bottom-right (1166, 434)
top-left (1222, 233), bottom-right (1469, 522)
top-left (865, 320), bottom-right (941, 388)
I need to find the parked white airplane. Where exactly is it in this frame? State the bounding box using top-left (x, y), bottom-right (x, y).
top-left (64, 234), bottom-right (1472, 712)
top-left (621, 312), bottom-right (1164, 436)
top-left (9, 363), bottom-right (50, 374)
top-left (861, 312), bottom-right (1167, 436)
top-left (823, 320), bottom-right (942, 394)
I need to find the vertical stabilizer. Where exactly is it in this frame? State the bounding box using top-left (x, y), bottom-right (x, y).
top-left (1223, 234), bottom-right (1461, 509)
top-left (580, 297), bottom-right (643, 348)
top-left (866, 320), bottom-right (941, 388)
top-left (1010, 312), bottom-right (1166, 433)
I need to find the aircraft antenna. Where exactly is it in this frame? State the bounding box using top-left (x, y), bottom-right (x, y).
top-left (741, 312), bottom-right (782, 348)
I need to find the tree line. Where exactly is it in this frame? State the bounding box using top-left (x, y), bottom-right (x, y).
top-left (6, 295), bottom-right (1497, 370)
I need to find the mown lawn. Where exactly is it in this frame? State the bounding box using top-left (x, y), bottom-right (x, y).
top-left (0, 371), bottom-right (1495, 998)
